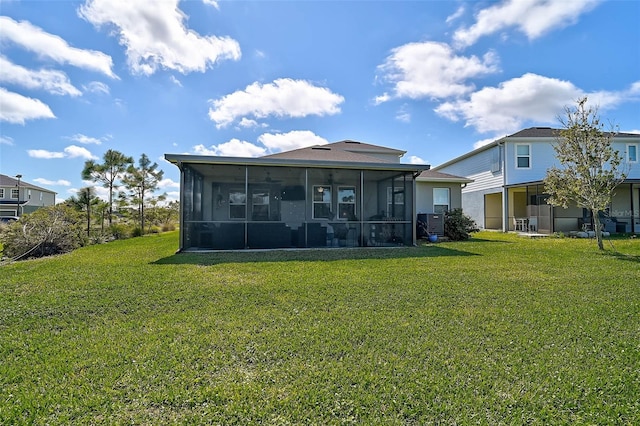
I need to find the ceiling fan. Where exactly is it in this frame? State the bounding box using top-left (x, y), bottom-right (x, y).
top-left (265, 171), bottom-right (282, 183)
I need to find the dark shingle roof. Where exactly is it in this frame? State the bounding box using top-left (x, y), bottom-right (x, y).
top-left (0, 174), bottom-right (55, 193)
top-left (508, 127), bottom-right (640, 138)
top-left (417, 170), bottom-right (472, 183)
top-left (262, 140), bottom-right (405, 163)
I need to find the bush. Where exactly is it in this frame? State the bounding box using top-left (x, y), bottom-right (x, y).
top-left (108, 223), bottom-right (133, 240)
top-left (444, 208), bottom-right (479, 241)
top-left (0, 206), bottom-right (86, 260)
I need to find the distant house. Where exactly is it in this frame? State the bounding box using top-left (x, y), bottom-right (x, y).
top-left (434, 127), bottom-right (640, 234)
top-left (0, 174), bottom-right (57, 218)
top-left (166, 140), bottom-right (468, 251)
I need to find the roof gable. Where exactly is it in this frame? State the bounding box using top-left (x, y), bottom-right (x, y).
top-left (0, 174), bottom-right (56, 194)
top-left (262, 140), bottom-right (405, 163)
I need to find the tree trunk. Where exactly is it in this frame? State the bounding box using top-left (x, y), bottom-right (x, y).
top-left (592, 209), bottom-right (604, 250)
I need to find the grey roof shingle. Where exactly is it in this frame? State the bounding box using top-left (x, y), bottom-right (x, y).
top-left (0, 174), bottom-right (55, 193)
top-left (262, 140), bottom-right (404, 163)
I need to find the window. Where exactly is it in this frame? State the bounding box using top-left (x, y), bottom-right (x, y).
top-left (337, 186), bottom-right (356, 220)
top-left (386, 187), bottom-right (404, 219)
top-left (516, 144), bottom-right (531, 168)
top-left (313, 185), bottom-right (332, 219)
top-left (0, 188), bottom-right (4, 198)
top-left (229, 189), bottom-right (246, 219)
top-left (11, 188), bottom-right (19, 199)
top-left (490, 146), bottom-right (502, 172)
top-left (252, 190), bottom-right (270, 220)
top-left (433, 188), bottom-right (450, 213)
top-left (627, 144), bottom-right (638, 163)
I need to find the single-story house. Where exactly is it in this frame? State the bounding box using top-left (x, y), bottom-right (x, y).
top-left (166, 140), bottom-right (469, 251)
top-left (0, 174), bottom-right (56, 218)
top-left (434, 127), bottom-right (640, 234)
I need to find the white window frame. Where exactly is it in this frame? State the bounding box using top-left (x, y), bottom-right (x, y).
top-left (0, 188), bottom-right (4, 198)
top-left (627, 143), bottom-right (638, 163)
top-left (433, 188), bottom-right (450, 214)
top-left (515, 144), bottom-right (531, 169)
top-left (10, 188), bottom-right (19, 199)
top-left (228, 189), bottom-right (246, 219)
top-left (312, 185), bottom-right (332, 219)
top-left (337, 186), bottom-right (356, 220)
top-left (251, 189), bottom-right (270, 220)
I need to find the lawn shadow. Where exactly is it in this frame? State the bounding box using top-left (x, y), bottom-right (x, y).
top-left (153, 244), bottom-right (480, 266)
top-left (604, 251), bottom-right (640, 263)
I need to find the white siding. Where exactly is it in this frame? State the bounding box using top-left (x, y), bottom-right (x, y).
top-left (415, 182), bottom-right (463, 214)
top-left (505, 139), bottom-right (559, 184)
top-left (615, 139), bottom-right (640, 179)
top-left (438, 146), bottom-right (504, 192)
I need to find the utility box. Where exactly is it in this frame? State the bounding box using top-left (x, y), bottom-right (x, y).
top-left (426, 213), bottom-right (444, 236)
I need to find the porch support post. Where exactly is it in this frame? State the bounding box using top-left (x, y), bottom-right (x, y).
top-left (412, 174), bottom-right (417, 245)
top-left (631, 183), bottom-right (636, 234)
top-left (244, 166), bottom-right (248, 249)
top-left (502, 187), bottom-right (509, 232)
top-left (360, 170), bottom-right (364, 246)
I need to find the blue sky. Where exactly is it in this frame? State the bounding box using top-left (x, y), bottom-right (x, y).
top-left (1, 0), bottom-right (639, 202)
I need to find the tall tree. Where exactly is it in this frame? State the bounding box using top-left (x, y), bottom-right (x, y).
top-left (544, 97), bottom-right (627, 250)
top-left (82, 150), bottom-right (133, 226)
top-left (122, 154), bottom-right (164, 234)
top-left (67, 186), bottom-right (100, 236)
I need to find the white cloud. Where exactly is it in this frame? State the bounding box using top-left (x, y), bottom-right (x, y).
top-left (193, 139), bottom-right (267, 157)
top-left (63, 145), bottom-right (97, 159)
top-left (66, 133), bottom-right (105, 144)
top-left (473, 137), bottom-right (503, 149)
top-left (27, 145), bottom-right (97, 160)
top-left (0, 87), bottom-right (55, 124)
top-left (202, 0), bottom-right (219, 9)
top-left (28, 149), bottom-right (66, 159)
top-left (33, 178), bottom-right (72, 186)
top-left (0, 16), bottom-right (116, 78)
top-left (169, 75), bottom-right (183, 87)
top-left (83, 81), bottom-right (110, 95)
top-left (79, 0), bottom-right (241, 75)
top-left (434, 73), bottom-right (638, 135)
top-left (435, 73), bottom-right (581, 134)
top-left (408, 155), bottom-right (427, 165)
top-left (453, 0), bottom-right (601, 48)
top-left (258, 130), bottom-right (328, 153)
top-left (395, 105), bottom-right (411, 123)
top-left (446, 5), bottom-right (466, 24)
top-left (158, 178), bottom-right (180, 189)
top-left (373, 93), bottom-right (391, 105)
top-left (208, 78), bottom-right (344, 128)
top-left (238, 117), bottom-right (262, 128)
top-left (376, 41), bottom-right (499, 101)
top-left (0, 135), bottom-right (14, 145)
top-left (0, 56), bottom-right (82, 96)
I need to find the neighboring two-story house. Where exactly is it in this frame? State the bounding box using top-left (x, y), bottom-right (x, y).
top-left (0, 174), bottom-right (57, 218)
top-left (434, 127), bottom-right (640, 234)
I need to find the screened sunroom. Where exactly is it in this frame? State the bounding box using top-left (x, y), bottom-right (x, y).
top-left (165, 154), bottom-right (429, 251)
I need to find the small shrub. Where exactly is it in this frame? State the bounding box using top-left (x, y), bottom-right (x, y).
top-left (444, 208), bottom-right (479, 241)
top-left (131, 227), bottom-right (144, 237)
top-left (108, 223), bottom-right (131, 240)
top-left (161, 223), bottom-right (176, 232)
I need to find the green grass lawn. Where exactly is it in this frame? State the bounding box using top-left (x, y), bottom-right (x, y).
top-left (1, 231), bottom-right (639, 424)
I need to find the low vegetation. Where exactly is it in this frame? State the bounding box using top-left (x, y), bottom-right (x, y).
top-left (1, 232), bottom-right (638, 424)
